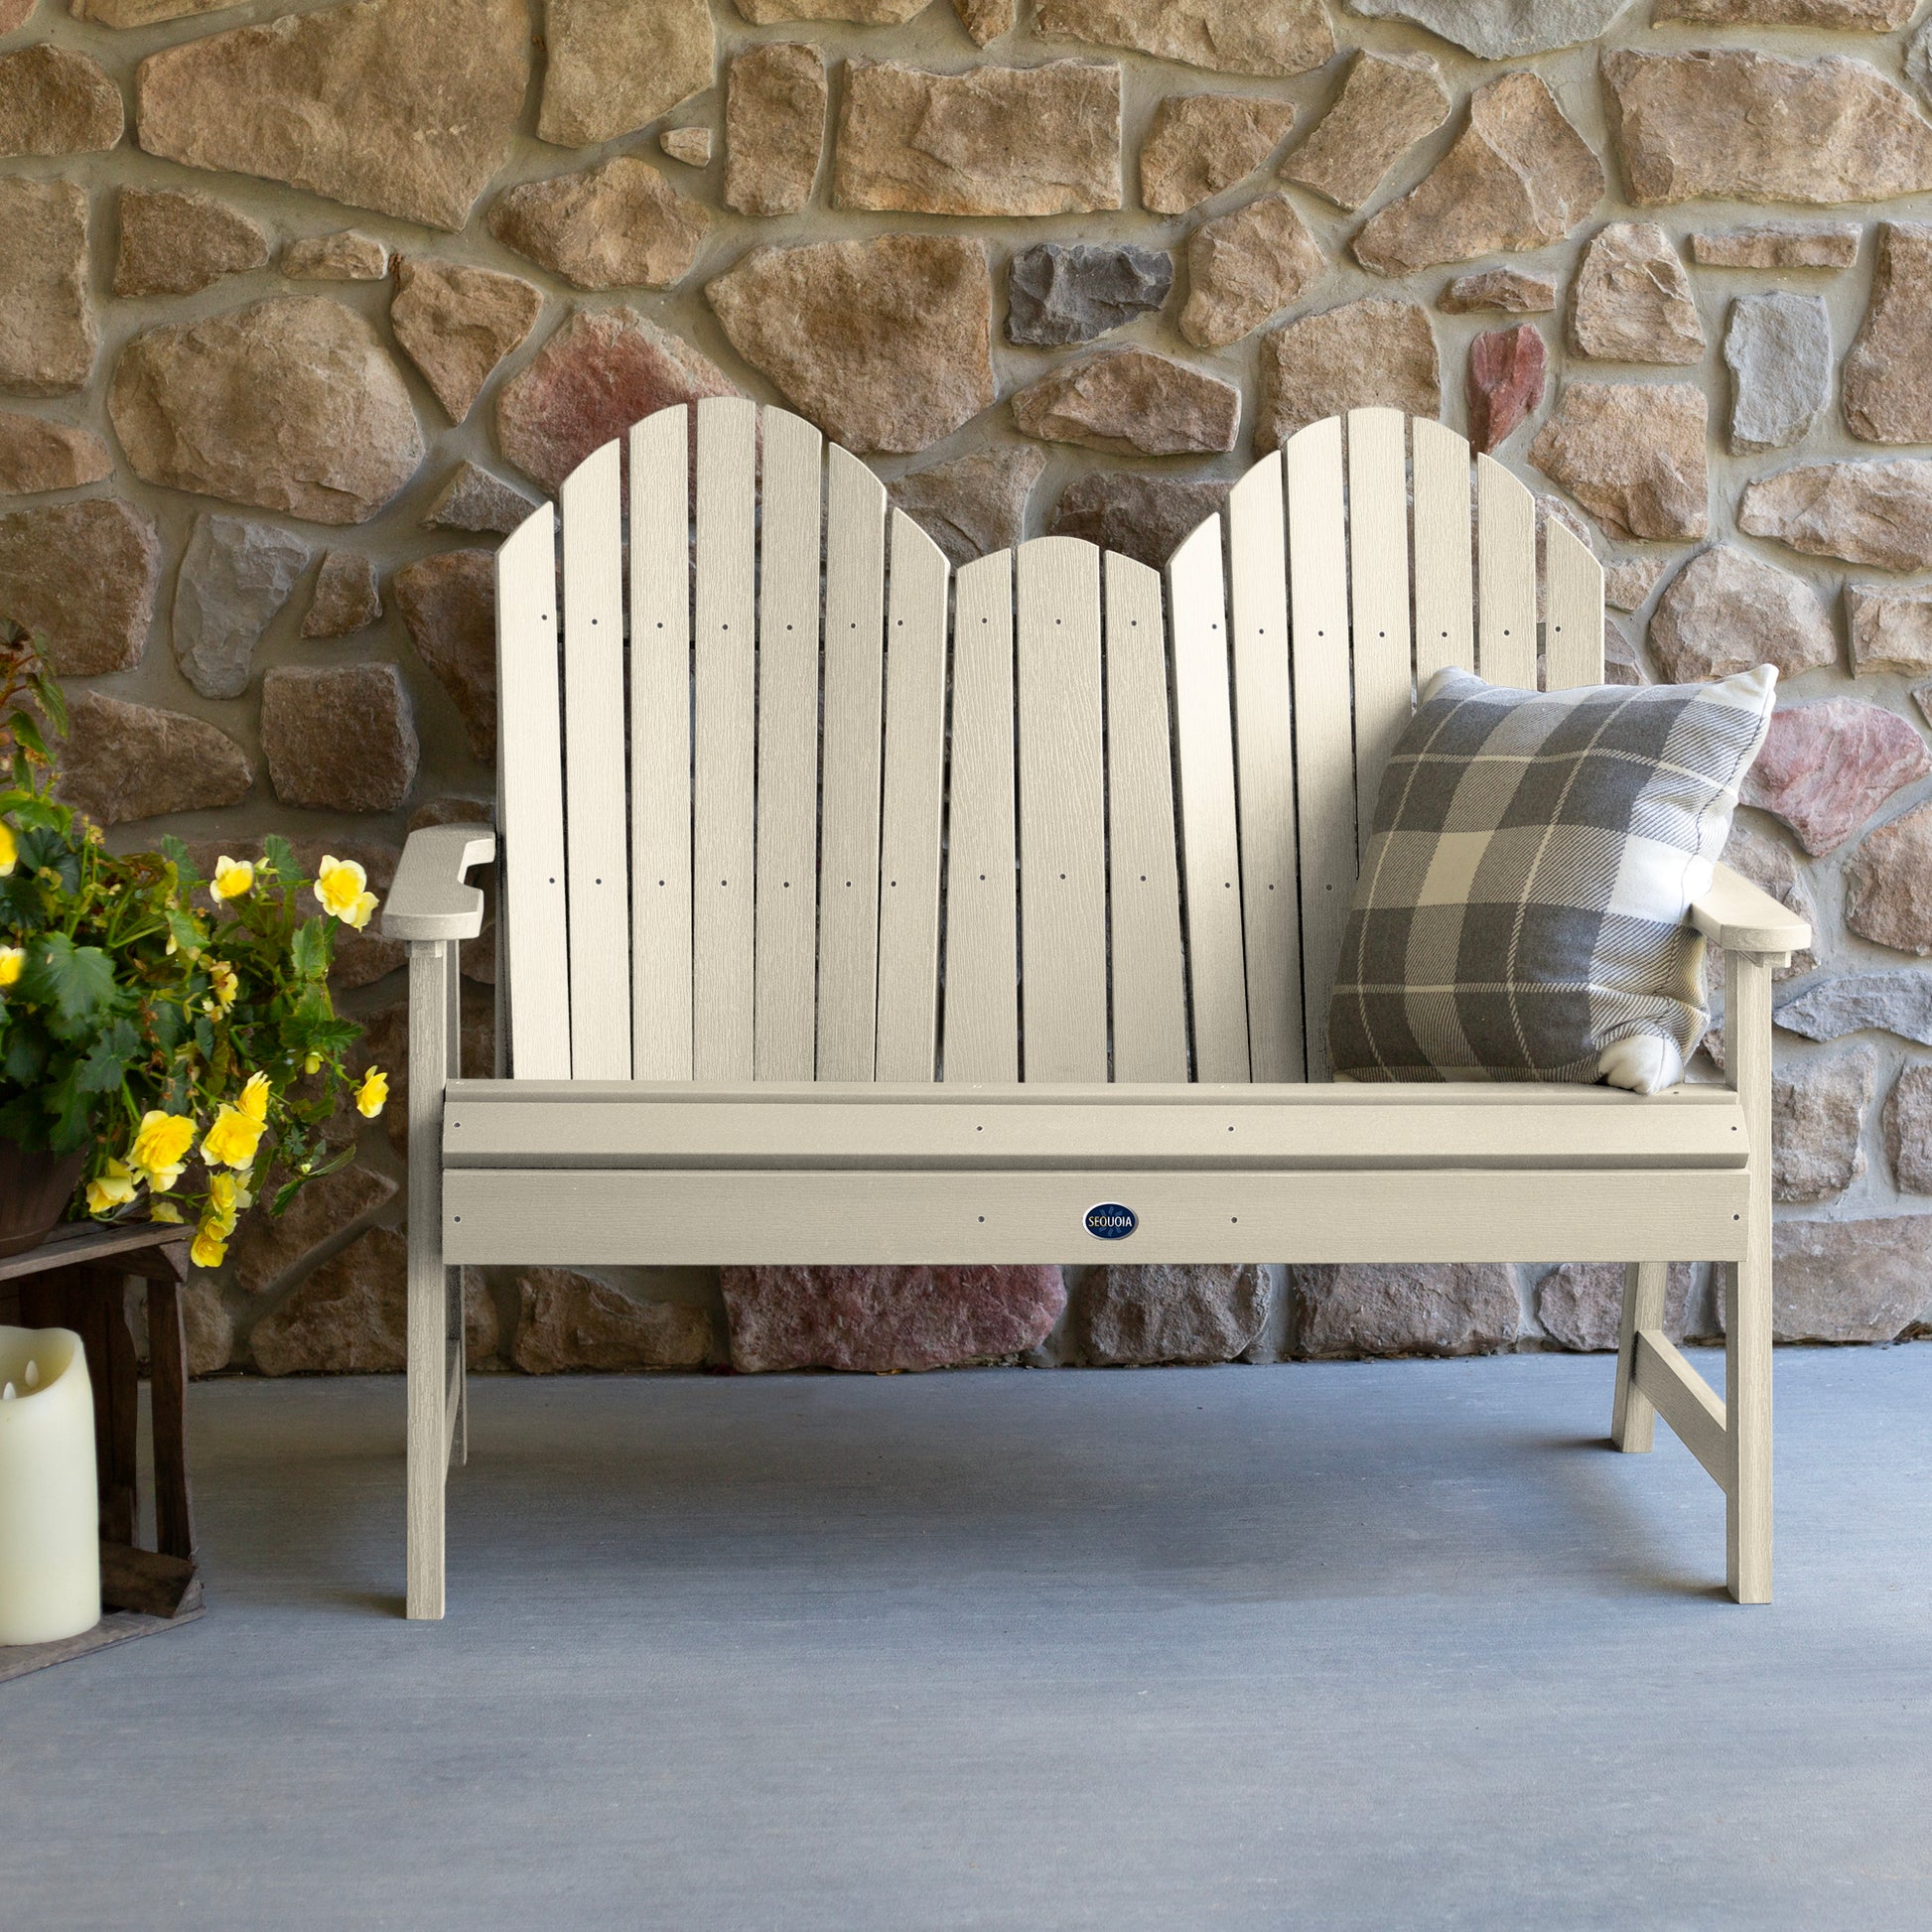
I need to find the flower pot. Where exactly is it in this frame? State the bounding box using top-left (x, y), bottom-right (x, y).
top-left (0, 1142), bottom-right (87, 1261)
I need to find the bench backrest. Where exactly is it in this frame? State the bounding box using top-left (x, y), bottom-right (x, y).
top-left (493, 401), bottom-right (1604, 1087)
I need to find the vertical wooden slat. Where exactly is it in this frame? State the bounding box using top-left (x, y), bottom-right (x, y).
top-left (628, 407), bottom-right (694, 1080)
top-left (754, 407), bottom-right (824, 1081)
top-left (875, 511), bottom-right (950, 1082)
top-left (1104, 549), bottom-right (1187, 1084)
top-left (1226, 452), bottom-right (1302, 1084)
top-left (817, 445), bottom-right (889, 1081)
top-left (1725, 952), bottom-right (1775, 1604)
top-left (692, 397), bottom-right (758, 1081)
top-left (1168, 513), bottom-right (1250, 1083)
top-left (1543, 517), bottom-right (1604, 692)
top-left (406, 939), bottom-right (448, 1620)
top-left (147, 1277), bottom-right (193, 1561)
top-left (1347, 407), bottom-right (1415, 863)
top-left (495, 501), bottom-right (570, 1079)
top-left (1476, 453), bottom-right (1537, 689)
top-left (1286, 417), bottom-right (1355, 1084)
top-left (943, 550), bottom-right (1018, 1084)
top-left (1412, 416), bottom-right (1474, 688)
top-left (559, 439), bottom-right (631, 1080)
top-left (1017, 536), bottom-right (1108, 1084)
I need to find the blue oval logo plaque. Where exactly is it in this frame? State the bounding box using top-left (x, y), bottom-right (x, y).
top-left (1084, 1202), bottom-right (1138, 1240)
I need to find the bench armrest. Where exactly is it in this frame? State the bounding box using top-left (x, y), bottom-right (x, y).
top-left (1687, 862), bottom-right (1810, 957)
top-left (381, 824), bottom-right (494, 941)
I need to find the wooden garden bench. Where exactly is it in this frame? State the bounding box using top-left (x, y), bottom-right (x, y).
top-left (383, 403), bottom-right (1808, 1620)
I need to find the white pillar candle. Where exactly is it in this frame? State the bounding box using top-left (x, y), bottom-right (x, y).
top-left (0, 1325), bottom-right (100, 1646)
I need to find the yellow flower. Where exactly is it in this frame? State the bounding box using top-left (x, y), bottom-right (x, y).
top-left (85, 1160), bottom-right (139, 1216)
top-left (149, 1201), bottom-right (184, 1225)
top-left (202, 1103), bottom-right (266, 1172)
top-left (189, 1224), bottom-right (227, 1270)
top-left (237, 1069), bottom-right (271, 1124)
top-left (205, 1170), bottom-right (241, 1231)
top-left (354, 1067), bottom-right (388, 1119)
top-left (314, 856), bottom-right (378, 930)
top-left (230, 1168), bottom-right (255, 1213)
top-left (0, 819), bottom-right (14, 877)
top-left (203, 959), bottom-right (238, 1016)
top-left (209, 855), bottom-right (254, 902)
top-left (303, 1051), bottom-right (321, 1075)
top-left (130, 1111), bottom-right (196, 1190)
top-left (0, 944), bottom-right (22, 989)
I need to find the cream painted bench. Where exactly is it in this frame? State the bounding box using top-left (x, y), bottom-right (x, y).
top-left (383, 403), bottom-right (1808, 1620)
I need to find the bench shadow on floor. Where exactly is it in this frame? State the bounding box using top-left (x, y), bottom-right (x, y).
top-left (193, 1365), bottom-right (1732, 1619)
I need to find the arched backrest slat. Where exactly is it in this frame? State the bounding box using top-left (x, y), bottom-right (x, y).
top-left (1544, 517), bottom-right (1605, 691)
top-left (627, 407), bottom-right (694, 1080)
top-left (1168, 513), bottom-right (1249, 1083)
top-left (691, 398), bottom-right (759, 1081)
top-left (1412, 416), bottom-right (1475, 686)
top-left (497, 500), bottom-right (570, 1081)
top-left (753, 405), bottom-right (825, 1082)
top-left (1285, 417), bottom-right (1355, 1084)
top-left (1347, 408), bottom-right (1414, 871)
top-left (875, 511), bottom-right (950, 1083)
top-left (816, 445), bottom-right (889, 1082)
top-left (942, 550), bottom-right (1019, 1083)
top-left (560, 439), bottom-right (630, 1080)
top-left (1016, 536), bottom-right (1108, 1083)
top-left (1104, 549), bottom-right (1188, 1083)
top-left (1476, 454), bottom-right (1538, 690)
top-left (1227, 451), bottom-right (1301, 1084)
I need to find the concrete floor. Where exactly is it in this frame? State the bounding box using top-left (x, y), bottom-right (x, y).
top-left (4, 1349), bottom-right (1930, 1931)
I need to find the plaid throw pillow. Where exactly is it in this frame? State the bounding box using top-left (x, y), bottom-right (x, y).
top-left (1326, 664), bottom-right (1777, 1094)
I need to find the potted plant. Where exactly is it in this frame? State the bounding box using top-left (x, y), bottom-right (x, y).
top-left (0, 623), bottom-right (387, 1261)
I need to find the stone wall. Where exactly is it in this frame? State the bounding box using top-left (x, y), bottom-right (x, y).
top-left (2, 0), bottom-right (1930, 1377)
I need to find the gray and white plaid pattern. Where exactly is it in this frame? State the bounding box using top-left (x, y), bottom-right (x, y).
top-left (1327, 664), bottom-right (1777, 1092)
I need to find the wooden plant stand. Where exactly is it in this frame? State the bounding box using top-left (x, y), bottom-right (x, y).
top-left (0, 1220), bottom-right (205, 1681)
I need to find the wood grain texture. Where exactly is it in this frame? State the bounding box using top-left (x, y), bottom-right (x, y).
top-left (1226, 453), bottom-right (1301, 1084)
top-left (1103, 550), bottom-right (1188, 1084)
top-left (627, 407), bottom-right (694, 1081)
top-left (1167, 514), bottom-right (1250, 1082)
top-left (754, 407), bottom-right (825, 1082)
top-left (1475, 454), bottom-right (1537, 690)
top-left (1411, 416), bottom-right (1474, 687)
top-left (1347, 408), bottom-right (1414, 863)
top-left (692, 397), bottom-right (758, 1081)
top-left (445, 1081), bottom-right (1748, 1170)
top-left (1542, 516), bottom-right (1604, 692)
top-left (1285, 418), bottom-right (1355, 1083)
top-left (494, 502), bottom-right (570, 1079)
top-left (446, 1166), bottom-right (1750, 1268)
top-left (875, 512), bottom-right (950, 1082)
top-left (1017, 537), bottom-right (1108, 1083)
top-left (1725, 951), bottom-right (1775, 1604)
top-left (817, 446), bottom-right (889, 1081)
top-left (406, 939), bottom-right (449, 1621)
top-left (560, 439), bottom-right (632, 1080)
top-left (943, 552), bottom-right (1019, 1083)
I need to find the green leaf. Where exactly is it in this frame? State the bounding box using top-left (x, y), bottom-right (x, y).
top-left (290, 916), bottom-right (332, 981)
top-left (164, 909), bottom-right (204, 958)
top-left (6, 712), bottom-right (46, 763)
top-left (74, 1016), bottom-right (140, 1093)
top-left (161, 835), bottom-right (204, 892)
top-left (29, 672), bottom-right (67, 741)
top-left (2, 1022), bottom-right (47, 1085)
top-left (21, 932), bottom-right (123, 1040)
top-left (261, 833), bottom-right (298, 883)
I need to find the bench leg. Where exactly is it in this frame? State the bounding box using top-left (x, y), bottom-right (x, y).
top-left (1610, 1262), bottom-right (1667, 1452)
top-left (406, 939), bottom-right (450, 1621)
top-left (1725, 950), bottom-right (1775, 1605)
